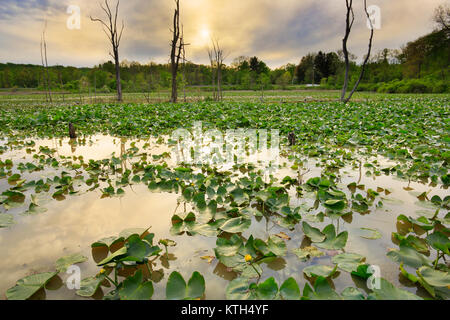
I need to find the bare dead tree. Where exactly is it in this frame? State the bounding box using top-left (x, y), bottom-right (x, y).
top-left (90, 0), bottom-right (124, 102)
top-left (170, 0), bottom-right (183, 103)
top-left (40, 21), bottom-right (52, 103)
top-left (207, 48), bottom-right (217, 100)
top-left (208, 38), bottom-right (226, 101)
top-left (341, 0), bottom-right (374, 104)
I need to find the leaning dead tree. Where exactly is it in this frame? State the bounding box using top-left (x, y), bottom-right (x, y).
top-left (170, 0), bottom-right (184, 103)
top-left (340, 0), bottom-right (374, 104)
top-left (40, 21), bottom-right (52, 103)
top-left (208, 38), bottom-right (226, 101)
top-left (90, 0), bottom-right (124, 102)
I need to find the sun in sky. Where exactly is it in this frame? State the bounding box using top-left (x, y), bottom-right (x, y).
top-left (196, 26), bottom-right (210, 46)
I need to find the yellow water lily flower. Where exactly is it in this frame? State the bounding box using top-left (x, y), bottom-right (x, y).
top-left (244, 254), bottom-right (252, 262)
top-left (99, 268), bottom-right (106, 274)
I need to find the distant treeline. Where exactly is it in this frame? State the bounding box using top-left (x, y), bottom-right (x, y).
top-left (0, 29), bottom-right (448, 94)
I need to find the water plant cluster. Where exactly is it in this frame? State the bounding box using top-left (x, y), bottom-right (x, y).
top-left (0, 97), bottom-right (448, 300)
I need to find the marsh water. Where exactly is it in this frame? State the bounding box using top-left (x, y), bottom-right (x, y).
top-left (0, 135), bottom-right (447, 299)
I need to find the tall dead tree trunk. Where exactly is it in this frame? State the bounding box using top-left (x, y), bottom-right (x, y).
top-left (208, 49), bottom-right (216, 100)
top-left (341, 0), bottom-right (374, 104)
top-left (91, 0), bottom-right (124, 102)
top-left (170, 0), bottom-right (183, 103)
top-left (40, 21), bottom-right (52, 103)
top-left (209, 38), bottom-right (226, 102)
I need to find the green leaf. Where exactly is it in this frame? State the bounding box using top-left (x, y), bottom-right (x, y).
top-left (304, 276), bottom-right (341, 300)
top-left (302, 222), bottom-right (326, 242)
top-left (369, 278), bottom-right (422, 300)
top-left (76, 274), bottom-right (106, 297)
top-left (351, 264), bottom-right (374, 279)
top-left (341, 287), bottom-right (365, 300)
top-left (315, 224), bottom-right (348, 250)
top-left (387, 242), bottom-right (432, 269)
top-left (332, 253), bottom-right (365, 273)
top-left (256, 277), bottom-right (278, 300)
top-left (292, 246), bottom-right (324, 261)
top-left (166, 271), bottom-right (205, 300)
top-left (267, 235), bottom-right (287, 256)
top-left (6, 272), bottom-right (58, 300)
top-left (166, 271), bottom-right (187, 300)
top-left (187, 272), bottom-right (206, 299)
top-left (303, 265), bottom-right (338, 278)
top-left (97, 247), bottom-right (127, 266)
top-left (226, 278), bottom-right (252, 300)
top-left (280, 277), bottom-right (301, 300)
top-left (55, 253), bottom-right (88, 272)
top-left (417, 266), bottom-right (450, 288)
top-left (359, 228), bottom-right (382, 240)
top-left (426, 232), bottom-right (449, 255)
top-left (215, 235), bottom-right (243, 257)
top-left (119, 270), bottom-right (154, 300)
top-left (219, 217), bottom-right (251, 233)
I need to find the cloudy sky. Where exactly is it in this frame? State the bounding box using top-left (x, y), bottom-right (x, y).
top-left (0, 0), bottom-right (446, 68)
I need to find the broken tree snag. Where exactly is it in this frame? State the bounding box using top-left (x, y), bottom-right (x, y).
top-left (288, 132), bottom-right (297, 146)
top-left (69, 123), bottom-right (77, 139)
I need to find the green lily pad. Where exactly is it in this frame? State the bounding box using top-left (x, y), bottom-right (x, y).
top-left (256, 277), bottom-right (278, 300)
top-left (219, 216), bottom-right (251, 233)
top-left (303, 276), bottom-right (341, 300)
top-left (226, 278), bottom-right (254, 300)
top-left (359, 228), bottom-right (382, 240)
top-left (292, 246), bottom-right (324, 261)
top-left (55, 253), bottom-right (88, 272)
top-left (166, 271), bottom-right (205, 300)
top-left (267, 235), bottom-right (287, 256)
top-left (315, 224), bottom-right (348, 250)
top-left (119, 270), bottom-right (154, 300)
top-left (6, 272), bottom-right (58, 300)
top-left (76, 274), bottom-right (107, 297)
top-left (332, 253), bottom-right (365, 273)
top-left (303, 265), bottom-right (338, 278)
top-left (426, 232), bottom-right (450, 255)
top-left (279, 277), bottom-right (301, 300)
top-left (302, 222), bottom-right (326, 242)
top-left (387, 242), bottom-right (432, 269)
top-left (368, 278), bottom-right (422, 300)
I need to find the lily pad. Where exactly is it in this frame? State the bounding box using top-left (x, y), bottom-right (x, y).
top-left (119, 270), bottom-right (154, 300)
top-left (6, 272), bottom-right (58, 300)
top-left (315, 224), bottom-right (348, 250)
top-left (368, 278), bottom-right (422, 300)
top-left (387, 242), bottom-right (432, 269)
top-left (302, 222), bottom-right (326, 243)
top-left (332, 253), bottom-right (365, 273)
top-left (303, 265), bottom-right (338, 278)
top-left (55, 253), bottom-right (88, 272)
top-left (166, 271), bottom-right (205, 300)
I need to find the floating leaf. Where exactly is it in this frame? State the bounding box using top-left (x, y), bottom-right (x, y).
top-left (119, 270), bottom-right (154, 300)
top-left (166, 271), bottom-right (205, 300)
top-left (303, 265), bottom-right (338, 278)
top-left (359, 227), bottom-right (382, 240)
top-left (55, 253), bottom-right (88, 272)
top-left (6, 272), bottom-right (58, 300)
